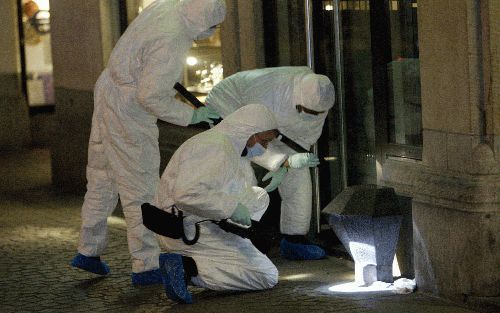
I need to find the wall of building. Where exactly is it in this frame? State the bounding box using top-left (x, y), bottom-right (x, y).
top-left (381, 0), bottom-right (499, 300)
top-left (50, 0), bottom-right (120, 193)
top-left (491, 0), bottom-right (500, 158)
top-left (0, 0), bottom-right (31, 150)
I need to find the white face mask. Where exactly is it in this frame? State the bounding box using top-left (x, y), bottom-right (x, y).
top-left (299, 112), bottom-right (321, 122)
top-left (195, 27), bottom-right (216, 40)
top-left (245, 142), bottom-right (266, 159)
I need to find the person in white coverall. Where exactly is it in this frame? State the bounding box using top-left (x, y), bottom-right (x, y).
top-left (205, 67), bottom-right (335, 260)
top-left (70, 0), bottom-right (226, 286)
top-left (155, 104), bottom-right (279, 304)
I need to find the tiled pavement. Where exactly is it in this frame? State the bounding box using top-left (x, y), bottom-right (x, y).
top-left (0, 149), bottom-right (486, 312)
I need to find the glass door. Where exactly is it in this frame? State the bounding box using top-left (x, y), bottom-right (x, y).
top-left (313, 0), bottom-right (422, 211)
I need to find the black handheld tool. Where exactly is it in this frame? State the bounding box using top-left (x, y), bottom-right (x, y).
top-left (174, 82), bottom-right (223, 126)
top-left (174, 82), bottom-right (205, 108)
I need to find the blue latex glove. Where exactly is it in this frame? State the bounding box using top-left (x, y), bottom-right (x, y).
top-left (262, 166), bottom-right (288, 192)
top-left (229, 203), bottom-right (251, 227)
top-left (190, 106), bottom-right (220, 124)
top-left (287, 153), bottom-right (320, 169)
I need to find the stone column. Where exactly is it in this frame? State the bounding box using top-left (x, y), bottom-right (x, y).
top-left (381, 0), bottom-right (499, 300)
top-left (490, 0), bottom-right (500, 159)
top-left (50, 0), bottom-right (120, 193)
top-left (0, 0), bottom-right (31, 150)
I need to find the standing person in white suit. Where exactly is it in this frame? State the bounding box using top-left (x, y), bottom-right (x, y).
top-left (205, 67), bottom-right (335, 260)
top-left (70, 0), bottom-right (226, 286)
top-left (154, 104), bottom-right (279, 304)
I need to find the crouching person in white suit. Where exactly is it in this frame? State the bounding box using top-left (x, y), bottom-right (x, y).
top-left (154, 104), bottom-right (280, 304)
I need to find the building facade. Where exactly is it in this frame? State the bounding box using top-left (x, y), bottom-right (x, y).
top-left (0, 0), bottom-right (498, 304)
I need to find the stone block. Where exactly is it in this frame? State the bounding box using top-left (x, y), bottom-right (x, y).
top-left (446, 132), bottom-right (479, 173)
top-left (327, 214), bottom-right (402, 285)
top-left (0, 94), bottom-right (31, 150)
top-left (413, 201), bottom-right (500, 297)
top-left (323, 185), bottom-right (403, 285)
top-left (422, 129), bottom-right (447, 169)
top-left (51, 87), bottom-right (93, 193)
top-left (323, 184), bottom-right (401, 217)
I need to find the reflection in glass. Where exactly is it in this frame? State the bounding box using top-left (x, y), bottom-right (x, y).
top-left (312, 0), bottom-right (344, 205)
top-left (340, 0), bottom-right (377, 185)
top-left (387, 1), bottom-right (422, 146)
top-left (184, 28), bottom-right (223, 94)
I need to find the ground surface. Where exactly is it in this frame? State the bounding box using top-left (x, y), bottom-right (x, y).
top-left (0, 149), bottom-right (487, 312)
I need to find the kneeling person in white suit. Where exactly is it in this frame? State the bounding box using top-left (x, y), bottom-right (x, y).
top-left (155, 104), bottom-right (280, 304)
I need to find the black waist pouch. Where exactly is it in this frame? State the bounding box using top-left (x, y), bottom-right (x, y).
top-left (141, 203), bottom-right (199, 245)
top-left (141, 203), bottom-right (185, 239)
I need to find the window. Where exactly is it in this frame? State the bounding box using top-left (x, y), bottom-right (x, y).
top-left (386, 0), bottom-right (422, 148)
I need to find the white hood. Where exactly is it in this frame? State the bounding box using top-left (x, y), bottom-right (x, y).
top-left (177, 0), bottom-right (226, 39)
top-left (214, 103), bottom-right (278, 155)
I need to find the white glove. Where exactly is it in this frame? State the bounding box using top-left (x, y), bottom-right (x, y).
top-left (287, 153), bottom-right (320, 169)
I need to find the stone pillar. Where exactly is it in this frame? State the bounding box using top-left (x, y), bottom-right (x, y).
top-left (381, 0), bottom-right (500, 300)
top-left (220, 0), bottom-right (265, 76)
top-left (490, 0), bottom-right (500, 159)
top-left (0, 0), bottom-right (31, 150)
top-left (50, 0), bottom-right (120, 193)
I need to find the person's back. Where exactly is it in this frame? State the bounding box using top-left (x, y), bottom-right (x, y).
top-left (206, 66), bottom-right (332, 149)
top-left (156, 129), bottom-right (237, 218)
top-left (206, 66), bottom-right (311, 116)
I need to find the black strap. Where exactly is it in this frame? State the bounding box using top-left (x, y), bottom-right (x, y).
top-left (141, 203), bottom-right (184, 239)
top-left (182, 223), bottom-right (201, 245)
top-left (279, 134), bottom-right (310, 153)
top-left (142, 202), bottom-right (263, 247)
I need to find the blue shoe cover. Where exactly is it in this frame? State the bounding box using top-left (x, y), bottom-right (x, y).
top-left (159, 253), bottom-right (193, 304)
top-left (70, 253), bottom-right (110, 275)
top-left (280, 238), bottom-right (326, 260)
top-left (131, 269), bottom-right (163, 286)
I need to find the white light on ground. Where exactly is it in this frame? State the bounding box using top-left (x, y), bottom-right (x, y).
top-left (328, 281), bottom-right (396, 293)
top-left (108, 216), bottom-right (127, 227)
top-left (11, 226), bottom-right (77, 242)
top-left (281, 273), bottom-right (313, 281)
top-left (186, 56), bottom-right (198, 66)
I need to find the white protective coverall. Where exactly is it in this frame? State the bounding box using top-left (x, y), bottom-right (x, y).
top-left (77, 0), bottom-right (226, 273)
top-left (155, 104), bottom-right (279, 291)
top-left (205, 67), bottom-right (335, 235)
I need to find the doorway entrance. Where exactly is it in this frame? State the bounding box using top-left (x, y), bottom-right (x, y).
top-left (18, 0), bottom-right (54, 111)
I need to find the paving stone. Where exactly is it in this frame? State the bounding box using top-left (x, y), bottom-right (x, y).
top-left (0, 149), bottom-right (485, 313)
